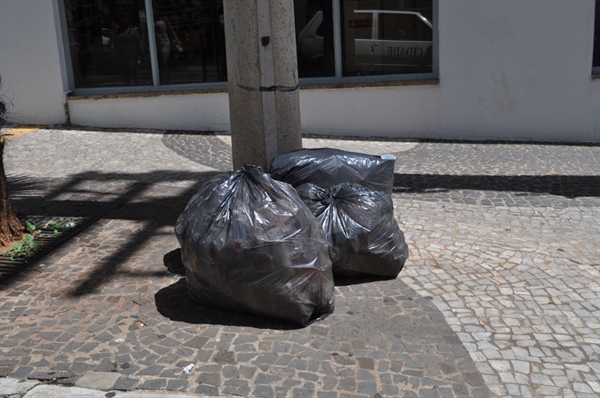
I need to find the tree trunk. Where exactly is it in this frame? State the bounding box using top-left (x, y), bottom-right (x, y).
top-left (0, 139), bottom-right (23, 248)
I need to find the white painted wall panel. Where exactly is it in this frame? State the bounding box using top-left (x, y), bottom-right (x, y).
top-left (68, 93), bottom-right (231, 132)
top-left (437, 0), bottom-right (598, 141)
top-left (0, 0), bottom-right (68, 125)
top-left (299, 85), bottom-right (440, 138)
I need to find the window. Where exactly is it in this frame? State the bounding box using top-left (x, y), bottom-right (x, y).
top-left (296, 0), bottom-right (435, 79)
top-left (594, 0), bottom-right (600, 73)
top-left (63, 0), bottom-right (225, 89)
top-left (295, 1), bottom-right (335, 78)
top-left (342, 6), bottom-right (433, 76)
top-left (61, 0), bottom-right (435, 93)
top-left (63, 0), bottom-right (153, 88)
top-left (151, 0), bottom-right (226, 85)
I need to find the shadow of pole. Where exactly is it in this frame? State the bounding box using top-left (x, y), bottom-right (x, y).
top-left (5, 170), bottom-right (225, 293)
top-left (393, 174), bottom-right (600, 199)
top-left (65, 222), bottom-right (160, 297)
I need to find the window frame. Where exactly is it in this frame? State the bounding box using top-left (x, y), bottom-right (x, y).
top-left (594, 0), bottom-right (600, 75)
top-left (59, 0), bottom-right (438, 96)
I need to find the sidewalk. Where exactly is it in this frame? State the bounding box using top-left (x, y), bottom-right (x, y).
top-left (0, 127), bottom-right (598, 398)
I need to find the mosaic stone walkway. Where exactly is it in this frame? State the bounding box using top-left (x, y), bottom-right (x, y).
top-left (1, 128), bottom-right (598, 398)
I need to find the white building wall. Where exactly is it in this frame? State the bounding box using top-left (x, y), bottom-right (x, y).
top-left (438, 0), bottom-right (599, 142)
top-left (68, 92), bottom-right (231, 132)
top-left (299, 84), bottom-right (440, 137)
top-left (0, 0), bottom-right (69, 125)
top-left (1, 0), bottom-right (599, 142)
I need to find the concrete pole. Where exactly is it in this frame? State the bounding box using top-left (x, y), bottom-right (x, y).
top-left (223, 0), bottom-right (302, 171)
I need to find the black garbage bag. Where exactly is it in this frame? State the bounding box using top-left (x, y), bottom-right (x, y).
top-left (270, 148), bottom-right (396, 196)
top-left (175, 165), bottom-right (335, 326)
top-left (296, 182), bottom-right (409, 278)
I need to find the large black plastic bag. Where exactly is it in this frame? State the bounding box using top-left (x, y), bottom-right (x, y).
top-left (296, 182), bottom-right (408, 278)
top-left (175, 165), bottom-right (335, 326)
top-left (270, 148), bottom-right (396, 196)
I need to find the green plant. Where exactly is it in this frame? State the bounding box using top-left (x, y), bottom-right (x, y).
top-left (0, 234), bottom-right (40, 260)
top-left (44, 220), bottom-right (58, 229)
top-left (44, 218), bottom-right (81, 231)
top-left (25, 221), bottom-right (37, 233)
top-left (0, 217), bottom-right (82, 260)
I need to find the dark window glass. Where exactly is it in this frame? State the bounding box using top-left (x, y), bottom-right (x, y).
top-left (352, 13), bottom-right (374, 40)
top-left (341, 0), bottom-right (433, 76)
top-left (379, 13), bottom-right (432, 41)
top-left (151, 0), bottom-right (226, 85)
top-left (594, 0), bottom-right (600, 68)
top-left (64, 0), bottom-right (152, 88)
top-left (295, 0), bottom-right (335, 78)
top-left (65, 0), bottom-right (431, 90)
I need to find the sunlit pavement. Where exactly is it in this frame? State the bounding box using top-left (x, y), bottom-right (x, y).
top-left (0, 127), bottom-right (598, 398)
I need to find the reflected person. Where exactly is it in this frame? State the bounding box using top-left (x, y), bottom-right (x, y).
top-left (154, 15), bottom-right (182, 84)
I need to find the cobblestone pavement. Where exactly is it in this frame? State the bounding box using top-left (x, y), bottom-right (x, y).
top-left (1, 127), bottom-right (598, 398)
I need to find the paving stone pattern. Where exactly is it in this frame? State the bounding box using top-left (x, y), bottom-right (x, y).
top-left (1, 128), bottom-right (598, 398)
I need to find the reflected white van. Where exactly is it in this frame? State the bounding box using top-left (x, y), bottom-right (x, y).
top-left (298, 10), bottom-right (433, 75)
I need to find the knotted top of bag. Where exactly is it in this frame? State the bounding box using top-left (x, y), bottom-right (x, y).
top-left (269, 148), bottom-right (396, 196)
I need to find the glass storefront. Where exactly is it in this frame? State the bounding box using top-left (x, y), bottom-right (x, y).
top-left (62, 0), bottom-right (435, 92)
top-left (65, 0), bottom-right (153, 88)
top-left (64, 0), bottom-right (226, 88)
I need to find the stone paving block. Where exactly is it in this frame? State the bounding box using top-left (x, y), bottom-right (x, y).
top-left (183, 336), bottom-right (208, 349)
top-left (117, 363), bottom-right (139, 375)
top-left (167, 379), bottom-right (188, 392)
top-left (0, 377), bottom-right (40, 395)
top-left (74, 371), bottom-right (121, 390)
top-left (95, 358), bottom-right (117, 372)
top-left (136, 378), bottom-right (167, 390)
top-left (112, 377), bottom-right (138, 391)
top-left (252, 385), bottom-right (275, 398)
top-left (292, 388), bottom-right (317, 398)
top-left (0, 365), bottom-right (14, 377)
top-left (66, 362), bottom-right (93, 377)
top-left (317, 392), bottom-right (338, 398)
top-left (212, 351), bottom-right (236, 365)
top-left (24, 384), bottom-right (105, 398)
top-left (28, 369), bottom-right (75, 382)
top-left (137, 364), bottom-right (164, 376)
top-left (195, 384), bottom-right (219, 396)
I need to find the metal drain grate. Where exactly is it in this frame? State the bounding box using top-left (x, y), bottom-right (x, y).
top-left (0, 215), bottom-right (96, 281)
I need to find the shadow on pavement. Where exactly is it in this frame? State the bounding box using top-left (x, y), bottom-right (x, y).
top-left (394, 174), bottom-right (600, 198)
top-left (5, 168), bottom-right (596, 295)
top-left (155, 278), bottom-right (301, 330)
top-left (4, 170), bottom-right (225, 294)
top-left (333, 274), bottom-right (396, 286)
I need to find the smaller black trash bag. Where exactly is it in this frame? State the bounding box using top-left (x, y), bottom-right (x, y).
top-left (296, 182), bottom-right (409, 278)
top-left (175, 165), bottom-right (335, 326)
top-left (270, 148), bottom-right (396, 196)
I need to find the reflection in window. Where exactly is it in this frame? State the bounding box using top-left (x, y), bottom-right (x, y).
top-left (342, 0), bottom-right (433, 76)
top-left (63, 0), bottom-right (436, 91)
top-left (379, 13), bottom-right (432, 41)
top-left (64, 0), bottom-right (152, 88)
top-left (151, 0), bottom-right (226, 85)
top-left (295, 0), bottom-right (335, 78)
top-left (64, 0), bottom-right (227, 89)
top-left (351, 13), bottom-right (374, 40)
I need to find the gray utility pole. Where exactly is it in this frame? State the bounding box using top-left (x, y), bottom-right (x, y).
top-left (223, 0), bottom-right (302, 171)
